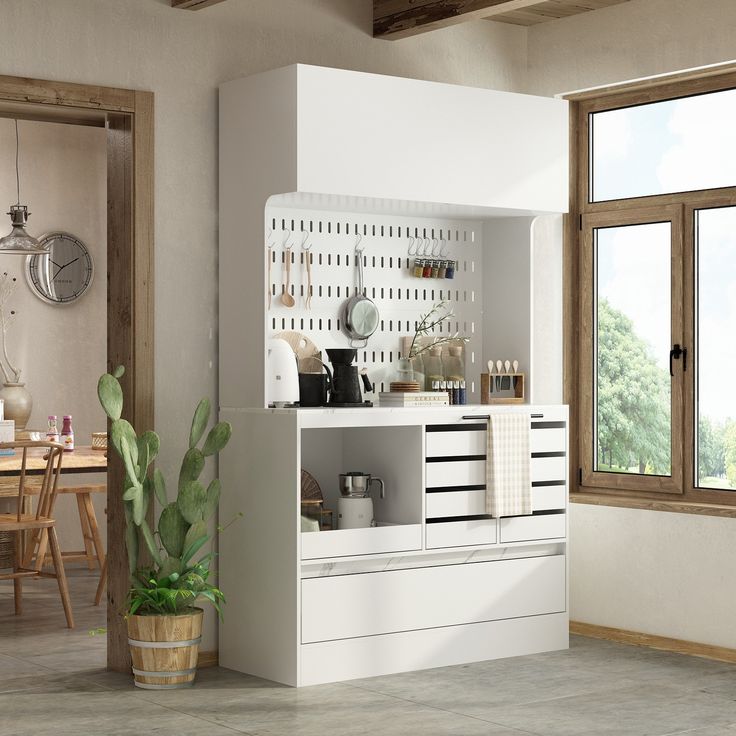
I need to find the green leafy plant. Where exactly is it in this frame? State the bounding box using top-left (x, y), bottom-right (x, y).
top-left (98, 366), bottom-right (232, 618)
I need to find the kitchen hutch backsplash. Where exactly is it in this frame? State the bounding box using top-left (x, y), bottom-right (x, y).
top-left (265, 207), bottom-right (484, 397)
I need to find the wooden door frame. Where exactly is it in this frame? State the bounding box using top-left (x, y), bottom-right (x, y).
top-left (0, 75), bottom-right (154, 673)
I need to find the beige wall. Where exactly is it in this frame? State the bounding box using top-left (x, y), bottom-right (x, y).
top-left (0, 0), bottom-right (526, 651)
top-left (5, 0), bottom-right (734, 656)
top-left (0, 120), bottom-right (107, 551)
top-left (526, 0), bottom-right (736, 96)
top-left (523, 0), bottom-right (736, 649)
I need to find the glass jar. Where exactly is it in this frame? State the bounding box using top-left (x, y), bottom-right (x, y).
top-left (444, 345), bottom-right (465, 384)
top-left (423, 346), bottom-right (444, 391)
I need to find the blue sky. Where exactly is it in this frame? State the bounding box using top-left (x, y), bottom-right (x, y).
top-left (592, 90), bottom-right (736, 425)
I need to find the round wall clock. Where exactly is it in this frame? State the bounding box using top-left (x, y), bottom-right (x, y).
top-left (25, 232), bottom-right (94, 305)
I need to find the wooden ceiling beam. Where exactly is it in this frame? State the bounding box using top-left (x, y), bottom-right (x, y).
top-left (171, 0), bottom-right (228, 9)
top-left (374, 0), bottom-right (548, 39)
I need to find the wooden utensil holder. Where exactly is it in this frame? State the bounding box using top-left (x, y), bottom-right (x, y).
top-left (480, 372), bottom-right (525, 404)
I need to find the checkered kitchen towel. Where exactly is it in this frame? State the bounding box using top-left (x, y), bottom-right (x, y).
top-left (485, 413), bottom-right (532, 518)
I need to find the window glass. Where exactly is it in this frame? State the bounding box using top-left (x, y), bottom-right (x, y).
top-left (594, 222), bottom-right (671, 475)
top-left (696, 207), bottom-right (736, 490)
top-left (590, 88), bottom-right (736, 202)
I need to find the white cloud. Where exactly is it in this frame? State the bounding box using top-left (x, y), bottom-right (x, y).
top-left (657, 89), bottom-right (736, 193)
top-left (592, 106), bottom-right (633, 163)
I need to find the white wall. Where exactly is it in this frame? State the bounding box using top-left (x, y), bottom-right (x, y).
top-left (0, 0), bottom-right (527, 651)
top-left (0, 120), bottom-right (107, 551)
top-left (523, 0), bottom-right (736, 648)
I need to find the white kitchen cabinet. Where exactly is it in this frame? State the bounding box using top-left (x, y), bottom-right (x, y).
top-left (218, 65), bottom-right (570, 686)
top-left (218, 405), bottom-right (568, 686)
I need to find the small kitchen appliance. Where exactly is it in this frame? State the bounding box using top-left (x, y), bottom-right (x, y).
top-left (326, 348), bottom-right (373, 407)
top-left (267, 338), bottom-right (299, 407)
top-left (336, 471), bottom-right (385, 530)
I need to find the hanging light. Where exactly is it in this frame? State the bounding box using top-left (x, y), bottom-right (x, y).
top-left (0, 120), bottom-right (46, 255)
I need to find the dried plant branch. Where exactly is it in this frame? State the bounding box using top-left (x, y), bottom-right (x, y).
top-left (408, 300), bottom-right (469, 360)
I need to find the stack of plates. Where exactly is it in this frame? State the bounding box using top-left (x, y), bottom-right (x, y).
top-left (389, 381), bottom-right (421, 392)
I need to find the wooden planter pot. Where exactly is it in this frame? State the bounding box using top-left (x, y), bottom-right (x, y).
top-left (127, 608), bottom-right (203, 689)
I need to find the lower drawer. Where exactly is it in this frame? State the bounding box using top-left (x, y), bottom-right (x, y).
top-left (426, 459), bottom-right (485, 488)
top-left (301, 555), bottom-right (566, 643)
top-left (532, 485), bottom-right (567, 512)
top-left (427, 485), bottom-right (566, 519)
top-left (302, 524), bottom-right (422, 560)
top-left (499, 513), bottom-right (566, 543)
top-left (426, 489), bottom-right (486, 518)
top-left (426, 518), bottom-right (496, 548)
top-left (531, 456), bottom-right (566, 483)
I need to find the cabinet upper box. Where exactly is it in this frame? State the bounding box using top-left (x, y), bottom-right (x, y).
top-left (220, 64), bottom-right (569, 216)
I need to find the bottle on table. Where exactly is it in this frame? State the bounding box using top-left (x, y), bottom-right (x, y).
top-left (46, 415), bottom-right (60, 444)
top-left (60, 415), bottom-right (74, 452)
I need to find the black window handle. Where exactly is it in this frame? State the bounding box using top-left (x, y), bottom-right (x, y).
top-left (670, 344), bottom-right (687, 376)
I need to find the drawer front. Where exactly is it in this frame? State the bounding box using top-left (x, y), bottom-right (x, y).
top-left (531, 456), bottom-right (566, 483)
top-left (301, 554), bottom-right (566, 643)
top-left (426, 429), bottom-right (486, 458)
top-left (426, 518), bottom-right (496, 548)
top-left (302, 524), bottom-right (422, 561)
top-left (426, 459), bottom-right (485, 488)
top-left (426, 489), bottom-right (486, 519)
top-left (531, 485), bottom-right (567, 512)
top-left (499, 513), bottom-right (566, 543)
top-left (530, 428), bottom-right (566, 454)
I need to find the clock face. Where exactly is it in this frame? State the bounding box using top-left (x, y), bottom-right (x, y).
top-left (25, 232), bottom-right (94, 305)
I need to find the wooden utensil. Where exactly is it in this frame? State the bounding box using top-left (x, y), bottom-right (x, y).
top-left (282, 245), bottom-right (295, 307)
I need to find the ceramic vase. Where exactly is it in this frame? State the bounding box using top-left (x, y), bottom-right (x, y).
top-left (0, 382), bottom-right (32, 429)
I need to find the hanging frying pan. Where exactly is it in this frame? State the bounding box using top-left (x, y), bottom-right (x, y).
top-left (342, 237), bottom-right (379, 347)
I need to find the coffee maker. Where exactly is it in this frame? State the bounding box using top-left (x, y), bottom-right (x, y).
top-left (326, 349), bottom-right (373, 407)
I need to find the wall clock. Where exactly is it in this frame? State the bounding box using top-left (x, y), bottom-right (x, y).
top-left (25, 232), bottom-right (94, 305)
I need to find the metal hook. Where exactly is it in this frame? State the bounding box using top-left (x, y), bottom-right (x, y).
top-left (354, 232), bottom-right (364, 252)
top-left (282, 228), bottom-right (293, 249)
top-left (431, 238), bottom-right (440, 257)
top-left (439, 237), bottom-right (449, 257)
top-left (407, 236), bottom-right (417, 256)
top-left (301, 230), bottom-right (311, 250)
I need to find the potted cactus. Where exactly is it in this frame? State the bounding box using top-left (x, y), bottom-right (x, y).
top-left (97, 366), bottom-right (232, 689)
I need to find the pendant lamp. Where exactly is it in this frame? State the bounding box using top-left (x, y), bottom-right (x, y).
top-left (0, 120), bottom-right (46, 255)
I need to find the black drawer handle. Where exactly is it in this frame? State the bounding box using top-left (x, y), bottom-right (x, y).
top-left (462, 413), bottom-right (544, 420)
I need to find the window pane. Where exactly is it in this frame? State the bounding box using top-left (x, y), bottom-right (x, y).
top-left (696, 207), bottom-right (736, 490)
top-left (594, 222), bottom-right (671, 475)
top-left (590, 88), bottom-right (736, 202)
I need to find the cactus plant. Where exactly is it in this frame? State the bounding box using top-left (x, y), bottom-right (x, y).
top-left (98, 366), bottom-right (232, 617)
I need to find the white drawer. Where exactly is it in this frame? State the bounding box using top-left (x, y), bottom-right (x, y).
top-left (302, 524), bottom-right (422, 561)
top-left (499, 513), bottom-right (566, 543)
top-left (426, 459), bottom-right (485, 488)
top-left (530, 428), bottom-right (566, 454)
top-left (426, 428), bottom-right (486, 458)
top-left (426, 517), bottom-right (496, 548)
top-left (426, 489), bottom-right (486, 519)
top-left (531, 485), bottom-right (567, 512)
top-left (531, 456), bottom-right (566, 483)
top-left (301, 555), bottom-right (566, 643)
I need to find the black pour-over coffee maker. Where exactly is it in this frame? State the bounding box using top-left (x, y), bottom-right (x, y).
top-left (326, 349), bottom-right (373, 407)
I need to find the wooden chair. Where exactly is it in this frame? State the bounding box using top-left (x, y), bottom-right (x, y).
top-left (0, 441), bottom-right (74, 628)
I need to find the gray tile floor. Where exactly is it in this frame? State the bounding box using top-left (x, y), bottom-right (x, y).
top-left (2, 571), bottom-right (736, 735)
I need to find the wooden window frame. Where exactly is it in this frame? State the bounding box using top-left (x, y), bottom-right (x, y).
top-left (566, 67), bottom-right (736, 512)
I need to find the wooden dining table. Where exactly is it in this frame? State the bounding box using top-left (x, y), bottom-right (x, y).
top-left (0, 446), bottom-right (108, 574)
top-left (0, 446), bottom-right (107, 477)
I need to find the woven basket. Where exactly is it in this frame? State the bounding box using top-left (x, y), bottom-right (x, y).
top-left (0, 531), bottom-right (14, 569)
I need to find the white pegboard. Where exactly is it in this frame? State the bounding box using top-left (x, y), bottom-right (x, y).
top-left (265, 207), bottom-right (484, 398)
